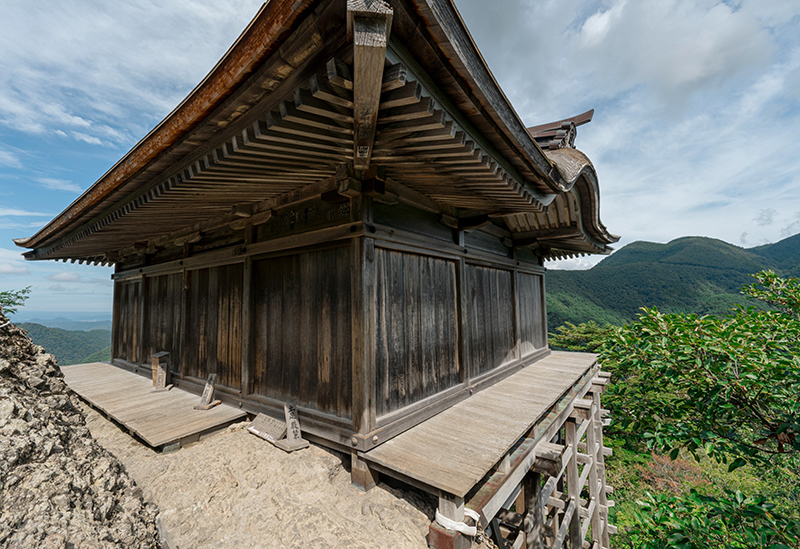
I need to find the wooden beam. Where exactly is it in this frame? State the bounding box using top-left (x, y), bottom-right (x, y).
top-left (349, 0), bottom-right (392, 169)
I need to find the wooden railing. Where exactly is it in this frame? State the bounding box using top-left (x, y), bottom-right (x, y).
top-left (476, 371), bottom-right (615, 549)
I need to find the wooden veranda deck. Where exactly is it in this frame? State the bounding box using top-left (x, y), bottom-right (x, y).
top-left (361, 351), bottom-right (599, 498)
top-left (62, 362), bottom-right (247, 451)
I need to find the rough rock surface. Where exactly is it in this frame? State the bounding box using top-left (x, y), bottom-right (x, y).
top-left (0, 314), bottom-right (160, 548)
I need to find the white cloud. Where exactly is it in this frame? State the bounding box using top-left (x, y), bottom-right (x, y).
top-left (0, 148), bottom-right (21, 169)
top-left (753, 208), bottom-right (777, 226)
top-left (0, 262), bottom-right (28, 275)
top-left (0, 207), bottom-right (53, 216)
top-left (48, 284), bottom-right (68, 292)
top-left (46, 271), bottom-right (81, 282)
top-left (37, 178), bottom-right (82, 193)
top-left (72, 132), bottom-right (104, 146)
top-left (0, 0), bottom-right (265, 147)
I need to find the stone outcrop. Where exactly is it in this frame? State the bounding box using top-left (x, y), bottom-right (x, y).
top-left (0, 313), bottom-right (160, 548)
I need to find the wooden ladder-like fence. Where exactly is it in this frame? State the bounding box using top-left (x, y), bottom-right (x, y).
top-left (483, 371), bottom-right (615, 549)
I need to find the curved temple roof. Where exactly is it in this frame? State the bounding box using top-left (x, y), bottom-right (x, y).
top-left (15, 0), bottom-right (618, 264)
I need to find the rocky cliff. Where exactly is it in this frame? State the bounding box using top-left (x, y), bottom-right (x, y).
top-left (0, 313), bottom-right (160, 548)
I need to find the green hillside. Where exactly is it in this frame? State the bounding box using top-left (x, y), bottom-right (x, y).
top-left (546, 234), bottom-right (800, 328)
top-left (18, 323), bottom-right (112, 366)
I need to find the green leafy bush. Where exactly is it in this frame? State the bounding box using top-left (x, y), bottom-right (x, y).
top-left (627, 489), bottom-right (800, 549)
top-left (0, 286), bottom-right (31, 315)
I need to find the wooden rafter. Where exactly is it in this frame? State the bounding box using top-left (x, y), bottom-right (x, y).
top-left (348, 0), bottom-right (393, 169)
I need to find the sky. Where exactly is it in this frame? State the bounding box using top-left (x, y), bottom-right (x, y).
top-left (0, 0), bottom-right (799, 315)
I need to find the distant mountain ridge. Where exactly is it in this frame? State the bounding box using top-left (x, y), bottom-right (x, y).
top-left (18, 323), bottom-right (111, 366)
top-left (546, 233), bottom-right (800, 328)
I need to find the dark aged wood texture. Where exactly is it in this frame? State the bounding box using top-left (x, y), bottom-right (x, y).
top-left (182, 263), bottom-right (244, 389)
top-left (113, 279), bottom-right (142, 364)
top-left (143, 273), bottom-right (182, 368)
top-left (465, 264), bottom-right (515, 379)
top-left (251, 245), bottom-right (352, 419)
top-left (374, 247), bottom-right (460, 417)
top-left (517, 272), bottom-right (547, 356)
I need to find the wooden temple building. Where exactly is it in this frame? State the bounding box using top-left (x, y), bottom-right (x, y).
top-left (16, 1), bottom-right (619, 547)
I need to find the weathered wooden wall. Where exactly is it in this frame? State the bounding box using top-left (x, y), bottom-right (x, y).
top-left (517, 272), bottom-right (547, 356)
top-left (182, 263), bottom-right (243, 390)
top-left (251, 245), bottom-right (352, 418)
top-left (112, 279), bottom-right (142, 364)
top-left (110, 195), bottom-right (550, 448)
top-left (143, 272), bottom-right (182, 370)
top-left (465, 264), bottom-right (516, 379)
top-left (375, 248), bottom-right (460, 416)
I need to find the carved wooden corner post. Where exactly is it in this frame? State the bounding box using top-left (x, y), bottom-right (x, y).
top-left (348, 0), bottom-right (392, 170)
top-left (348, 0), bottom-right (392, 492)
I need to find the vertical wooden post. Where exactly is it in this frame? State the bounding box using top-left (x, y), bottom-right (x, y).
top-left (565, 419), bottom-right (582, 548)
top-left (593, 388), bottom-right (610, 547)
top-left (524, 471), bottom-right (543, 549)
top-left (456, 230), bottom-right (470, 387)
top-left (240, 253), bottom-right (253, 397)
top-left (136, 276), bottom-right (146, 365)
top-left (111, 279), bottom-right (120, 364)
top-left (540, 272), bottom-right (549, 349)
top-left (439, 493), bottom-right (465, 523)
top-left (586, 400), bottom-right (602, 545)
top-left (512, 268), bottom-right (521, 361)
top-left (178, 269), bottom-right (189, 379)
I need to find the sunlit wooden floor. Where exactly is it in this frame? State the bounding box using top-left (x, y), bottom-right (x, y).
top-left (62, 362), bottom-right (247, 450)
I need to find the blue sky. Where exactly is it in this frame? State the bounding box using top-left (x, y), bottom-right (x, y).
top-left (1, 0), bottom-right (799, 315)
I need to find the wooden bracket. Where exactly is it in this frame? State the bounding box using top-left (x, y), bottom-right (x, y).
top-left (348, 0), bottom-right (393, 170)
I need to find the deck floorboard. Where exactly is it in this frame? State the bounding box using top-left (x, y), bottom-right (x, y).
top-left (62, 362), bottom-right (247, 448)
top-left (361, 351), bottom-right (598, 497)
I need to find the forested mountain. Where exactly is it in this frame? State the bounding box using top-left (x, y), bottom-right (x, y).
top-left (18, 323), bottom-right (111, 366)
top-left (546, 233), bottom-right (800, 328)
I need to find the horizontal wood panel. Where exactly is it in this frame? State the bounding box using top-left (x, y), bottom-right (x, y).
top-left (251, 245), bottom-right (352, 419)
top-left (375, 248), bottom-right (460, 417)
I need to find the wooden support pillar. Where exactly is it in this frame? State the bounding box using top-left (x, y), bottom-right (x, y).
top-left (565, 420), bottom-right (582, 548)
top-left (351, 451), bottom-right (379, 491)
top-left (240, 255), bottom-right (252, 397)
top-left (592, 387), bottom-right (611, 548)
top-left (428, 493), bottom-right (472, 549)
top-left (586, 401), bottom-right (602, 545)
top-left (348, 0), bottom-right (392, 169)
top-left (136, 276), bottom-right (146, 364)
top-left (523, 471), bottom-right (544, 549)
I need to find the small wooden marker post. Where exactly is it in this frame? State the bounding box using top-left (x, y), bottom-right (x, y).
top-left (247, 413), bottom-right (287, 443)
top-left (274, 403), bottom-right (309, 452)
top-left (150, 352), bottom-right (172, 393)
top-left (193, 373), bottom-right (221, 410)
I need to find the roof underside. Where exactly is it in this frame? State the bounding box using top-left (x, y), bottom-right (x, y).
top-left (15, 0), bottom-right (618, 264)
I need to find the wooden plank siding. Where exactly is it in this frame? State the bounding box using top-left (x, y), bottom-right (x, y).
top-left (107, 203), bottom-right (550, 450)
top-left (251, 245), bottom-right (352, 419)
top-left (517, 272), bottom-right (547, 356)
top-left (143, 272), bottom-right (183, 370)
top-left (181, 263), bottom-right (244, 390)
top-left (465, 263), bottom-right (515, 379)
top-left (112, 279), bottom-right (142, 364)
top-left (375, 248), bottom-right (459, 417)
